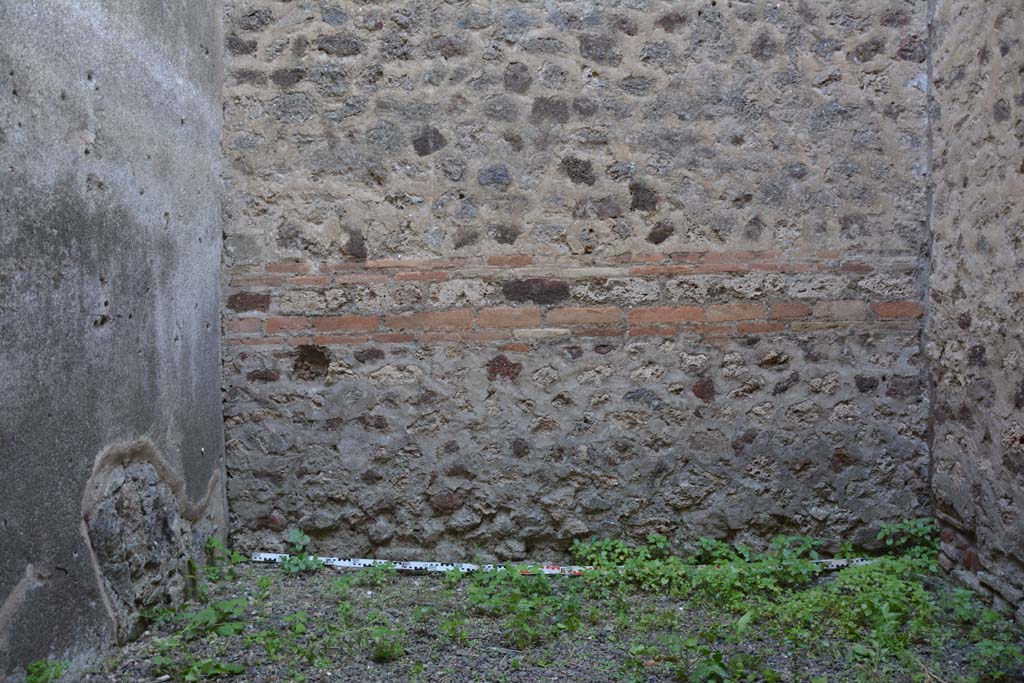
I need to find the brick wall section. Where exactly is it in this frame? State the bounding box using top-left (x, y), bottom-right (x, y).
top-left (222, 0), bottom-right (932, 559)
top-left (224, 252), bottom-right (924, 347)
top-left (929, 0), bottom-right (1024, 624)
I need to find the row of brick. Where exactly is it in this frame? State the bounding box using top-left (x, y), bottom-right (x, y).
top-left (223, 299), bottom-right (924, 346)
top-left (225, 251), bottom-right (914, 288)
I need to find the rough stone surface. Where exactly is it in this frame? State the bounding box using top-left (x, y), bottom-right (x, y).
top-left (225, 331), bottom-right (929, 559)
top-left (929, 0), bottom-right (1024, 620)
top-left (221, 0), bottom-right (933, 560)
top-left (0, 2), bottom-right (226, 677)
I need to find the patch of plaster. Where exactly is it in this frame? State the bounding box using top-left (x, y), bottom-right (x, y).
top-left (0, 564), bottom-right (61, 662)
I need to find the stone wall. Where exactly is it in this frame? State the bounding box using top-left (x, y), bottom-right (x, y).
top-left (221, 0), bottom-right (934, 559)
top-left (0, 1), bottom-right (225, 676)
top-left (929, 0), bottom-right (1024, 623)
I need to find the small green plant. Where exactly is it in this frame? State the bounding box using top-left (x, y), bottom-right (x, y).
top-left (465, 567), bottom-right (581, 649)
top-left (876, 518), bottom-right (939, 558)
top-left (281, 529), bottom-right (323, 574)
top-left (244, 628), bottom-right (283, 659)
top-left (284, 611), bottom-right (309, 635)
top-left (571, 534), bottom-right (672, 566)
top-left (26, 660), bottom-right (68, 683)
top-left (440, 610), bottom-right (469, 644)
top-left (970, 637), bottom-right (1024, 681)
top-left (182, 597), bottom-right (249, 640)
top-left (254, 574), bottom-right (273, 604)
top-left (353, 562), bottom-right (397, 588)
top-left (204, 536), bottom-right (246, 583)
top-left (361, 626), bottom-right (405, 662)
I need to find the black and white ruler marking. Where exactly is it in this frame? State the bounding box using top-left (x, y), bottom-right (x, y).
top-left (251, 552), bottom-right (874, 575)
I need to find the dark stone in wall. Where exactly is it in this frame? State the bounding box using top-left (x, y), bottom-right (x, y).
top-left (647, 221), bottom-right (675, 245)
top-left (412, 127), bottom-right (447, 157)
top-left (530, 97), bottom-right (571, 123)
top-left (502, 279), bottom-right (571, 305)
top-left (503, 62), bottom-right (532, 93)
top-left (228, 292), bottom-right (271, 312)
top-left (629, 183), bottom-right (659, 212)
top-left (561, 156), bottom-right (596, 185)
top-left (316, 33), bottom-right (363, 57)
top-left (486, 355), bottom-right (523, 382)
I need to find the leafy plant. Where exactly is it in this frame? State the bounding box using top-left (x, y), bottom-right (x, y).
top-left (361, 626), bottom-right (405, 662)
top-left (466, 567), bottom-right (581, 649)
top-left (182, 597), bottom-right (249, 640)
top-left (182, 659), bottom-right (245, 681)
top-left (254, 574), bottom-right (273, 604)
top-left (284, 611), bottom-right (308, 636)
top-left (876, 518), bottom-right (939, 558)
top-left (204, 536), bottom-right (246, 583)
top-left (26, 660), bottom-right (68, 683)
top-left (440, 610), bottom-right (469, 644)
top-left (571, 534), bottom-right (673, 566)
top-left (281, 529), bottom-right (323, 574)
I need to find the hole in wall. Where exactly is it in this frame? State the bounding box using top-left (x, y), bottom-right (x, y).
top-left (293, 345), bottom-right (331, 380)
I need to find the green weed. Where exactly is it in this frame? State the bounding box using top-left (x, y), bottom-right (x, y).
top-left (26, 660), bottom-right (68, 683)
top-left (280, 529), bottom-right (323, 574)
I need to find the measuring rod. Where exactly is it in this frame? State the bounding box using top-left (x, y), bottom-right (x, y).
top-left (252, 552), bottom-right (875, 575)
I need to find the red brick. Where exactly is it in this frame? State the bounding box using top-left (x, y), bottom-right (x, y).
top-left (628, 306), bottom-right (704, 325)
top-left (267, 261), bottom-right (311, 274)
top-left (395, 271), bottom-right (450, 282)
top-left (706, 303), bottom-right (766, 322)
top-left (265, 316), bottom-right (309, 334)
top-left (840, 261), bottom-right (873, 273)
top-left (384, 309), bottom-right (474, 331)
top-left (499, 342), bottom-right (532, 353)
top-left (284, 336), bottom-right (314, 345)
top-left (487, 255), bottom-right (534, 267)
top-left (477, 307), bottom-right (542, 328)
top-left (770, 302), bottom-right (811, 320)
top-left (546, 307), bottom-right (622, 325)
top-left (224, 318), bottom-right (262, 333)
top-left (871, 301), bottom-right (924, 319)
top-left (813, 300), bottom-right (869, 320)
top-left (313, 315), bottom-right (379, 332)
top-left (313, 335), bottom-right (371, 345)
